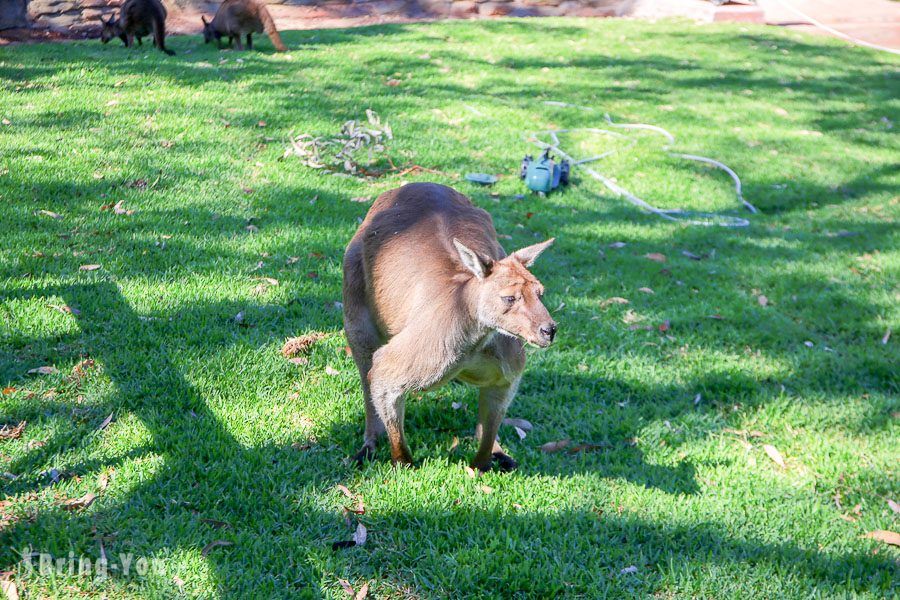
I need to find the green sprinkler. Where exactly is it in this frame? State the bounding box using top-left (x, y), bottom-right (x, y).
top-left (520, 149), bottom-right (570, 194)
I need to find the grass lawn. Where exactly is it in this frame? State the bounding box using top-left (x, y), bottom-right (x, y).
top-left (1, 15), bottom-right (899, 598)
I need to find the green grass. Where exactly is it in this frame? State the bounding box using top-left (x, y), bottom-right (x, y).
top-left (1, 16), bottom-right (898, 598)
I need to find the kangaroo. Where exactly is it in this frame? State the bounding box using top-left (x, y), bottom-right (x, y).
top-left (343, 183), bottom-right (557, 472)
top-left (201, 0), bottom-right (287, 52)
top-left (100, 0), bottom-right (174, 56)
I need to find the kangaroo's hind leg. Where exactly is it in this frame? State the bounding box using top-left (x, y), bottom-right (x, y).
top-left (343, 244), bottom-right (386, 465)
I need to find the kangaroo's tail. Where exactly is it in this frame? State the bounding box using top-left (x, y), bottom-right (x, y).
top-left (152, 7), bottom-right (175, 55)
top-left (259, 5), bottom-right (286, 52)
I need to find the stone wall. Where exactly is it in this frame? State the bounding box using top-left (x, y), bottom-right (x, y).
top-left (8, 0), bottom-right (635, 32)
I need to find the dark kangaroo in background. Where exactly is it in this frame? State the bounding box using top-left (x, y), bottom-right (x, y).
top-left (202, 0), bottom-right (287, 52)
top-left (343, 183), bottom-right (557, 472)
top-left (100, 0), bottom-right (174, 55)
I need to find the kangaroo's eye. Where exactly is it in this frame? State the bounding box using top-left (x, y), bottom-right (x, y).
top-left (502, 296), bottom-right (516, 306)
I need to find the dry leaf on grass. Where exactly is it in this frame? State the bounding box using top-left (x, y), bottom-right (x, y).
top-left (608, 242), bottom-right (627, 248)
top-left (464, 466), bottom-right (477, 478)
top-left (644, 253), bottom-right (667, 263)
top-left (339, 580), bottom-right (355, 596)
top-left (325, 365), bottom-right (339, 376)
top-left (513, 426), bottom-right (527, 440)
top-left (882, 328), bottom-right (891, 345)
top-left (681, 250), bottom-right (702, 260)
top-left (757, 295), bottom-right (769, 307)
top-left (48, 303), bottom-right (80, 315)
top-left (97, 413), bottom-right (114, 431)
top-left (336, 484), bottom-right (353, 498)
top-left (862, 530), bottom-right (900, 547)
top-left (638, 287), bottom-right (654, 294)
top-left (289, 357), bottom-right (309, 366)
top-left (353, 522), bottom-right (368, 546)
top-left (887, 499), bottom-right (900, 514)
top-left (27, 366), bottom-right (57, 375)
top-left (79, 264), bottom-right (101, 271)
top-left (354, 582), bottom-right (369, 600)
top-left (480, 485), bottom-right (494, 494)
top-left (62, 492), bottom-right (96, 511)
top-left (762, 444), bottom-right (785, 468)
top-left (600, 297), bottom-right (630, 309)
top-left (541, 439), bottom-right (570, 453)
top-left (449, 436), bottom-right (459, 452)
top-left (0, 421), bottom-right (26, 440)
top-left (281, 332), bottom-right (328, 357)
top-left (568, 443), bottom-right (608, 454)
top-left (201, 540), bottom-right (233, 557)
top-left (200, 518), bottom-right (231, 530)
top-left (501, 418), bottom-right (533, 431)
top-left (72, 359), bottom-right (96, 378)
top-left (38, 209), bottom-right (63, 220)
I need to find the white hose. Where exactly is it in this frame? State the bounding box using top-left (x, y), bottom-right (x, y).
top-left (533, 102), bottom-right (759, 227)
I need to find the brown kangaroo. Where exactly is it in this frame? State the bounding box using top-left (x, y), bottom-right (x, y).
top-left (100, 0), bottom-right (174, 56)
top-left (202, 0), bottom-right (287, 52)
top-left (343, 183), bottom-right (557, 472)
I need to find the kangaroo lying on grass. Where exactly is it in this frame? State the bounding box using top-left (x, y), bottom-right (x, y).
top-left (202, 0), bottom-right (287, 52)
top-left (343, 183), bottom-right (557, 472)
top-left (100, 0), bottom-right (174, 55)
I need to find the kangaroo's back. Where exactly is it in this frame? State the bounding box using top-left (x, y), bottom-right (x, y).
top-left (349, 183), bottom-right (502, 337)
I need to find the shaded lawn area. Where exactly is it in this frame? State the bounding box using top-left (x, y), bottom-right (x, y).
top-left (1, 16), bottom-right (898, 598)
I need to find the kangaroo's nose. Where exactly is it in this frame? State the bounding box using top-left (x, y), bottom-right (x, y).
top-left (539, 322), bottom-right (557, 343)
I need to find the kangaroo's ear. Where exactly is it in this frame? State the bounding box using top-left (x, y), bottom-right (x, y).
top-left (453, 238), bottom-right (492, 280)
top-left (512, 237), bottom-right (554, 267)
top-left (201, 15), bottom-right (208, 25)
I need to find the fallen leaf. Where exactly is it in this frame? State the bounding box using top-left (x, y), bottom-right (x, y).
top-left (600, 297), bottom-right (629, 309)
top-left (681, 250), bottom-right (702, 260)
top-left (48, 303), bottom-right (80, 316)
top-left (172, 576), bottom-right (185, 591)
top-left (882, 328), bottom-right (891, 345)
top-left (62, 492), bottom-right (96, 511)
top-left (38, 209), bottom-right (63, 220)
top-left (97, 413), bottom-right (114, 431)
top-left (257, 120), bottom-right (266, 128)
top-left (620, 565), bottom-right (638, 575)
top-left (638, 287), bottom-right (654, 294)
top-left (160, 140), bottom-right (174, 148)
top-left (71, 359), bottom-right (95, 377)
top-left (386, 79), bottom-right (401, 86)
top-left (449, 436), bottom-right (459, 452)
top-left (762, 444), bottom-right (785, 468)
top-left (288, 357), bottom-right (308, 366)
top-left (350, 197), bottom-right (371, 203)
top-left (451, 401), bottom-right (462, 410)
top-left (2, 387), bottom-right (16, 395)
top-left (325, 365), bottom-right (339, 376)
top-left (886, 499), bottom-right (900, 515)
top-left (644, 253), bottom-right (667, 263)
top-left (464, 466), bottom-right (477, 478)
top-left (200, 518), bottom-right (231, 529)
top-left (112, 201), bottom-right (134, 216)
top-left (353, 522), bottom-right (367, 546)
top-left (79, 264), bottom-right (101, 271)
top-left (757, 295), bottom-right (769, 307)
top-left (27, 366), bottom-right (57, 375)
top-left (1, 580), bottom-right (19, 600)
top-left (513, 426), bottom-right (527, 440)
top-left (480, 485), bottom-right (494, 494)
top-left (336, 485), bottom-right (353, 498)
top-left (541, 439), bottom-right (570, 453)
top-left (281, 332), bottom-right (327, 357)
top-left (608, 242), bottom-right (627, 248)
top-left (355, 582), bottom-right (369, 600)
top-left (201, 540), bottom-right (233, 557)
top-left (0, 421), bottom-right (26, 440)
top-left (567, 443), bottom-right (607, 454)
top-left (863, 530), bottom-right (900, 547)
top-left (339, 579), bottom-right (355, 596)
top-left (502, 418), bottom-right (533, 432)
top-left (658, 320), bottom-right (670, 333)
top-left (97, 472), bottom-right (109, 491)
